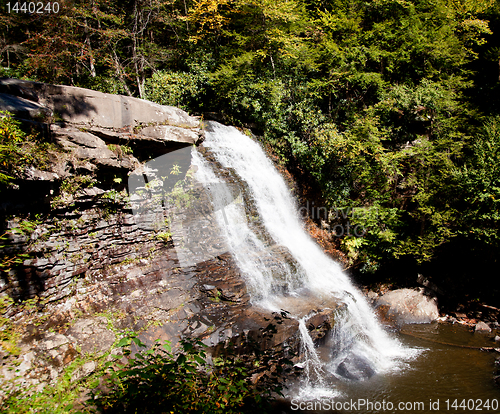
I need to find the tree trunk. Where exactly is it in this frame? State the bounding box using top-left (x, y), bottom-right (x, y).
top-left (112, 49), bottom-right (132, 96)
top-left (84, 18), bottom-right (96, 78)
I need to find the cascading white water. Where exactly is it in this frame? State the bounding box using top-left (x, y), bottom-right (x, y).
top-left (193, 121), bottom-right (416, 398)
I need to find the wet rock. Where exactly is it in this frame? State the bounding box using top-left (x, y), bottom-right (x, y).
top-left (335, 354), bottom-right (376, 381)
top-left (307, 310), bottom-right (334, 331)
top-left (306, 308), bottom-right (338, 342)
top-left (374, 288), bottom-right (439, 326)
top-left (272, 293), bottom-right (339, 320)
top-left (232, 308), bottom-right (300, 351)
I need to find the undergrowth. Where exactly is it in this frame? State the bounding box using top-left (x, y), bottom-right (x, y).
top-left (0, 329), bottom-right (293, 414)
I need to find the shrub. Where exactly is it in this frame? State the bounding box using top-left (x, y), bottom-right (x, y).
top-left (0, 111), bottom-right (56, 186)
top-left (144, 71), bottom-right (202, 111)
top-left (89, 334), bottom-right (288, 414)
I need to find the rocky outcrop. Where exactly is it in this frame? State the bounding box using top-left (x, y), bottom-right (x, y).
top-left (336, 354), bottom-right (376, 381)
top-left (0, 78), bottom-right (206, 394)
top-left (0, 78), bottom-right (202, 136)
top-left (0, 78), bottom-right (206, 301)
top-left (0, 78), bottom-right (204, 188)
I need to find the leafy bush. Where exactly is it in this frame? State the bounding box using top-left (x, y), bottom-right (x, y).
top-left (0, 325), bottom-right (292, 413)
top-left (452, 116), bottom-right (500, 245)
top-left (145, 71), bottom-right (205, 111)
top-left (90, 334), bottom-right (288, 414)
top-left (0, 111), bottom-right (55, 186)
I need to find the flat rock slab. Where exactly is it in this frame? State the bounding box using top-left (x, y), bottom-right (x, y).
top-left (374, 288), bottom-right (439, 326)
top-left (137, 124), bottom-right (202, 144)
top-left (0, 78), bottom-right (204, 148)
top-left (0, 78), bottom-right (199, 129)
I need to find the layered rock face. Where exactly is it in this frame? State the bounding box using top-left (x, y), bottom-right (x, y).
top-left (0, 78), bottom-right (204, 303)
top-left (0, 79), bottom-right (337, 392)
top-left (0, 78), bottom-right (209, 389)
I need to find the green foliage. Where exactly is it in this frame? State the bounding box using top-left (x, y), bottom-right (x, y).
top-left (155, 231), bottom-right (172, 243)
top-left (107, 144), bottom-right (133, 156)
top-left (342, 205), bottom-right (404, 273)
top-left (0, 295), bottom-right (20, 355)
top-left (120, 145), bottom-right (133, 155)
top-left (451, 116), bottom-right (500, 245)
top-left (145, 70), bottom-right (204, 110)
top-left (1, 231), bottom-right (28, 278)
top-left (90, 335), bottom-right (284, 414)
top-left (84, 74), bottom-right (129, 95)
top-left (0, 318), bottom-right (120, 414)
top-left (0, 111), bottom-right (24, 185)
top-left (1, 356), bottom-right (99, 414)
top-left (50, 175), bottom-right (97, 209)
top-left (100, 189), bottom-right (130, 217)
top-left (0, 295), bottom-right (48, 358)
top-left (1, 218), bottom-right (42, 297)
top-left (0, 111), bottom-right (55, 186)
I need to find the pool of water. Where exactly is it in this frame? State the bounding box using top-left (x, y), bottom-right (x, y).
top-left (287, 323), bottom-right (500, 413)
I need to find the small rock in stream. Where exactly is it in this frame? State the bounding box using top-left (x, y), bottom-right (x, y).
top-left (475, 321), bottom-right (492, 333)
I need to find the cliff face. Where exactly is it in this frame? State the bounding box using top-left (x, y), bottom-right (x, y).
top-left (0, 77), bottom-right (203, 303)
top-left (0, 78), bottom-right (204, 388)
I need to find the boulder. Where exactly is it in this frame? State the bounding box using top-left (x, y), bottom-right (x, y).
top-left (374, 288), bottom-right (439, 326)
top-left (335, 353), bottom-right (376, 381)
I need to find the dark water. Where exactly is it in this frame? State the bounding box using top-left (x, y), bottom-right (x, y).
top-left (288, 323), bottom-right (500, 413)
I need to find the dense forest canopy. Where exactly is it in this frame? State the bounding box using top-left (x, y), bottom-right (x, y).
top-left (2, 0), bottom-right (500, 306)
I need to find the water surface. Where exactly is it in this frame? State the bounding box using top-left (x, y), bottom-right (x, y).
top-left (287, 323), bottom-right (500, 413)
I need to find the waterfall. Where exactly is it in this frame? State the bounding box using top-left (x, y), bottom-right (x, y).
top-left (192, 121), bottom-right (415, 398)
